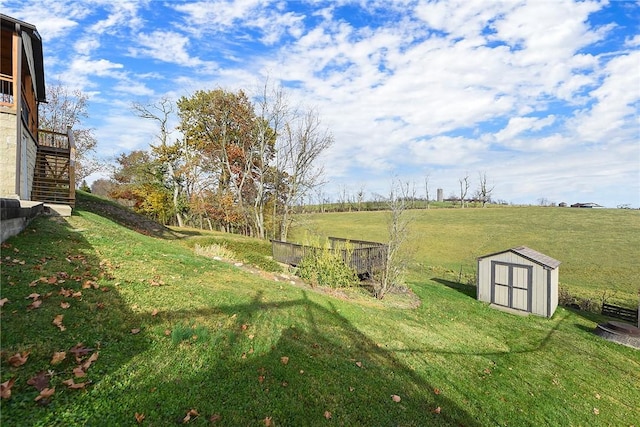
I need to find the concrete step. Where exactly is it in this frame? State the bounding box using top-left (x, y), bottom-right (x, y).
top-left (43, 203), bottom-right (72, 217)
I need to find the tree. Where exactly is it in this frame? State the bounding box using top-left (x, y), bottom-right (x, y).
top-left (39, 83), bottom-right (101, 184)
top-left (475, 172), bottom-right (495, 207)
top-left (90, 178), bottom-right (115, 198)
top-left (109, 150), bottom-right (173, 223)
top-left (424, 172), bottom-right (431, 209)
top-left (251, 80), bottom-right (284, 238)
top-left (177, 89), bottom-right (259, 234)
top-left (373, 179), bottom-right (411, 300)
top-left (458, 173), bottom-right (470, 208)
top-left (132, 97), bottom-right (186, 226)
top-left (277, 108), bottom-right (333, 241)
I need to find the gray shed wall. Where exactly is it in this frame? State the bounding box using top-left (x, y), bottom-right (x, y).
top-left (477, 250), bottom-right (558, 318)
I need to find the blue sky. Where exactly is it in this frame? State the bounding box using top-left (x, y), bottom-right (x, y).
top-left (3, 0), bottom-right (639, 207)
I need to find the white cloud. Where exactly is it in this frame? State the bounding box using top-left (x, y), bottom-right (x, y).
top-left (570, 51), bottom-right (640, 144)
top-left (625, 34), bottom-right (640, 47)
top-left (495, 115), bottom-right (556, 143)
top-left (129, 30), bottom-right (216, 69)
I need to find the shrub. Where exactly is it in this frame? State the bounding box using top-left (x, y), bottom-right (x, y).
top-left (244, 252), bottom-right (282, 272)
top-left (297, 242), bottom-right (359, 288)
top-left (194, 243), bottom-right (235, 260)
top-left (558, 286), bottom-right (600, 313)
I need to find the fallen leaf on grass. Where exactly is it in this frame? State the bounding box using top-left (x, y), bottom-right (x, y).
top-left (433, 406), bottom-right (442, 414)
top-left (60, 301), bottom-right (70, 309)
top-left (47, 276), bottom-right (58, 285)
top-left (593, 408), bottom-right (600, 415)
top-left (1, 378), bottom-right (16, 399)
top-left (324, 411), bottom-right (332, 419)
top-left (27, 300), bottom-right (42, 310)
top-left (209, 414), bottom-right (221, 423)
top-left (51, 352), bottom-right (66, 365)
top-left (34, 387), bottom-right (55, 401)
top-left (149, 278), bottom-right (164, 287)
top-left (0, 297), bottom-right (9, 307)
top-left (131, 328), bottom-right (141, 335)
top-left (81, 352), bottom-right (99, 370)
top-left (183, 408), bottom-right (199, 423)
top-left (135, 413), bottom-right (145, 423)
top-left (59, 288), bottom-right (73, 297)
top-left (8, 351), bottom-right (29, 367)
top-left (27, 371), bottom-right (50, 391)
top-left (264, 417), bottom-right (273, 426)
top-left (53, 315), bottom-right (66, 331)
top-left (355, 361), bottom-right (363, 368)
top-left (164, 329), bottom-right (171, 336)
top-left (391, 394), bottom-right (401, 402)
top-left (26, 293), bottom-right (40, 300)
top-left (62, 378), bottom-right (88, 389)
top-left (73, 367), bottom-right (86, 378)
top-left (82, 280), bottom-right (98, 289)
top-left (69, 343), bottom-right (94, 362)
top-left (151, 308), bottom-right (159, 316)
top-left (280, 356), bottom-right (289, 365)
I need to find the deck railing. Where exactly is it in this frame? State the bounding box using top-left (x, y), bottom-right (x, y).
top-left (38, 128), bottom-right (71, 150)
top-left (271, 237), bottom-right (388, 276)
top-left (0, 74), bottom-right (13, 105)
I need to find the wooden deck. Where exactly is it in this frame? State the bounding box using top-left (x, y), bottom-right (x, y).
top-left (271, 237), bottom-right (387, 276)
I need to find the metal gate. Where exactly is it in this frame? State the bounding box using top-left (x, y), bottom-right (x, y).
top-left (491, 261), bottom-right (533, 312)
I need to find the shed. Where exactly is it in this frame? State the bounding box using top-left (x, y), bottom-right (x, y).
top-left (477, 246), bottom-right (560, 318)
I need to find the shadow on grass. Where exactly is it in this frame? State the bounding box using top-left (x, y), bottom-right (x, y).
top-left (85, 290), bottom-right (482, 426)
top-left (75, 191), bottom-right (184, 240)
top-left (432, 277), bottom-right (477, 299)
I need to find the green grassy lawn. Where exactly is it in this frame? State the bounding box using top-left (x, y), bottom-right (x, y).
top-left (291, 206), bottom-right (640, 307)
top-left (1, 195), bottom-right (639, 426)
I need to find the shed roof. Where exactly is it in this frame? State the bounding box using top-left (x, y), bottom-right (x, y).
top-left (478, 246), bottom-right (561, 269)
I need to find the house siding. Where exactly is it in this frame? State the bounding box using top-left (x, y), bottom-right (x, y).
top-left (0, 110), bottom-right (18, 198)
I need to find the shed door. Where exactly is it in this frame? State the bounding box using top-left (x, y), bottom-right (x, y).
top-left (491, 261), bottom-right (532, 312)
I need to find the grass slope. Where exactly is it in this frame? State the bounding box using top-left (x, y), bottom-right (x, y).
top-left (1, 194), bottom-right (639, 426)
top-left (291, 206), bottom-right (640, 307)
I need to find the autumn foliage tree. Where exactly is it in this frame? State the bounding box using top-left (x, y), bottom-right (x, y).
top-left (109, 83), bottom-right (332, 235)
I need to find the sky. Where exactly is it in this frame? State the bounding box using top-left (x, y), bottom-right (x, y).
top-left (2, 0), bottom-right (639, 207)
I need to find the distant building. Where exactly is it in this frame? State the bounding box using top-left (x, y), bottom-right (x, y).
top-left (570, 202), bottom-right (604, 208)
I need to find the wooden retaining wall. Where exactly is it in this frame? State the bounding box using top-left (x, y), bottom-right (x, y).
top-left (271, 237), bottom-right (387, 276)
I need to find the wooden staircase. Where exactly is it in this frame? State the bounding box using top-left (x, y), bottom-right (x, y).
top-left (32, 129), bottom-right (75, 207)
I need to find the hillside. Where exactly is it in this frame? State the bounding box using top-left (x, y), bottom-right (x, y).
top-left (291, 206), bottom-right (640, 307)
top-left (1, 193), bottom-right (639, 426)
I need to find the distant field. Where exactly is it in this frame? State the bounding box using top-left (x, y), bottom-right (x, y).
top-left (290, 206), bottom-right (640, 307)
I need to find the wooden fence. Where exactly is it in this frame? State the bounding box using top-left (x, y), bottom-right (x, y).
top-left (602, 303), bottom-right (639, 325)
top-left (271, 237), bottom-right (388, 276)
